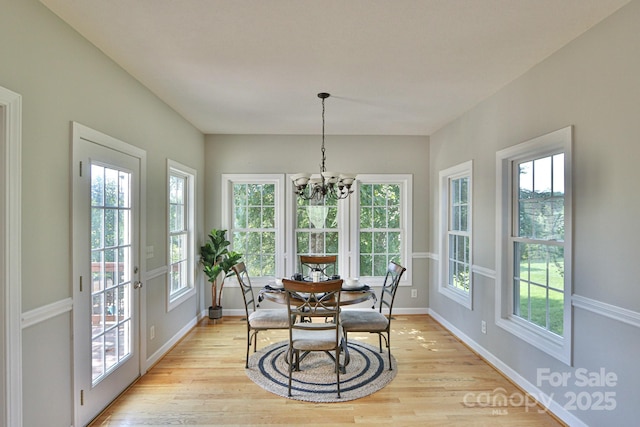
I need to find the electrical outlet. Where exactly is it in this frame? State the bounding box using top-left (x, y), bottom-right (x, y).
top-left (481, 320), bottom-right (487, 334)
top-left (150, 325), bottom-right (155, 340)
top-left (411, 289), bottom-right (418, 298)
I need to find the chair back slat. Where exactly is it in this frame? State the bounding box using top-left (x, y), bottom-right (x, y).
top-left (377, 261), bottom-right (407, 315)
top-left (233, 262), bottom-right (256, 314)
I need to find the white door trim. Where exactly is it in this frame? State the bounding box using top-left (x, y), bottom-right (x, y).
top-left (71, 122), bottom-right (147, 426)
top-left (0, 86), bottom-right (23, 427)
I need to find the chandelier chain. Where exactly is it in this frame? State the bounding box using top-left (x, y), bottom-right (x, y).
top-left (321, 96), bottom-right (326, 173)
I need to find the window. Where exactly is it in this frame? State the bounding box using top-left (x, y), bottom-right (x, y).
top-left (167, 160), bottom-right (196, 310)
top-left (222, 174), bottom-right (410, 284)
top-left (222, 174), bottom-right (285, 281)
top-left (352, 175), bottom-right (412, 284)
top-left (439, 161), bottom-right (472, 308)
top-left (496, 126), bottom-right (572, 364)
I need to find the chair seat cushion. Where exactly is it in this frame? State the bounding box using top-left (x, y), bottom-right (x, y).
top-left (249, 309), bottom-right (290, 329)
top-left (340, 310), bottom-right (389, 332)
top-left (292, 324), bottom-right (342, 351)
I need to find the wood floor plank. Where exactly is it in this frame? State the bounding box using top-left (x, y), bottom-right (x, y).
top-left (89, 315), bottom-right (565, 426)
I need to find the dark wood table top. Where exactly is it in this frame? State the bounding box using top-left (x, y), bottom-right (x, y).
top-left (258, 285), bottom-right (376, 307)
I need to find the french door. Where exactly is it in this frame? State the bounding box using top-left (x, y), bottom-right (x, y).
top-left (72, 124), bottom-right (144, 426)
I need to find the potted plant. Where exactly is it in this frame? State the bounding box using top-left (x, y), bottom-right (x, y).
top-left (200, 228), bottom-right (242, 319)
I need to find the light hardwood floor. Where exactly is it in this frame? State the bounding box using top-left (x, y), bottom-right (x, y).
top-left (90, 314), bottom-right (565, 426)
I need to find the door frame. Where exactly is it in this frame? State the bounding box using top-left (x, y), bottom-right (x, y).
top-left (0, 86), bottom-right (22, 427)
top-left (71, 122), bottom-right (147, 426)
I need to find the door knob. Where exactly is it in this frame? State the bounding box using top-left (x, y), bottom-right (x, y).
top-left (133, 281), bottom-right (143, 289)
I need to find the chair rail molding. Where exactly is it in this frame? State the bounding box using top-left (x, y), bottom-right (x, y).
top-left (572, 294), bottom-right (640, 329)
top-left (21, 298), bottom-right (73, 329)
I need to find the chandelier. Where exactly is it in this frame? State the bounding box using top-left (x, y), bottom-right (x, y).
top-left (291, 93), bottom-right (356, 201)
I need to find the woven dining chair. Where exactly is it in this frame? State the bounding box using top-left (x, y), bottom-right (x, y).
top-left (339, 261), bottom-right (406, 370)
top-left (232, 262), bottom-right (290, 368)
top-left (282, 278), bottom-right (344, 398)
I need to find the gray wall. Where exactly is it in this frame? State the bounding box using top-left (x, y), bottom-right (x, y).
top-left (428, 1), bottom-right (640, 425)
top-left (204, 134), bottom-right (430, 311)
top-left (1, 0), bottom-right (205, 425)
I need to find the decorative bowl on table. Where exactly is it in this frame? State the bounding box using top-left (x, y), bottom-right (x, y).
top-left (343, 277), bottom-right (360, 289)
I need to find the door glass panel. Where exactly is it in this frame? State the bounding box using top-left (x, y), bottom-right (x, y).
top-left (91, 164), bottom-right (133, 385)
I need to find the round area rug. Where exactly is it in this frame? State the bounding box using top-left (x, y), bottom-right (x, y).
top-left (245, 340), bottom-right (397, 402)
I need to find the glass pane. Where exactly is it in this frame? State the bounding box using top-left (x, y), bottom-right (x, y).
top-left (262, 207), bottom-right (275, 228)
top-left (91, 165), bottom-right (104, 206)
top-left (92, 293), bottom-right (104, 336)
top-left (388, 232), bottom-right (401, 254)
top-left (388, 205), bottom-right (400, 228)
top-left (119, 247), bottom-right (130, 284)
top-left (169, 175), bottom-right (184, 204)
top-left (519, 161), bottom-right (533, 195)
top-left (296, 205), bottom-right (310, 228)
top-left (360, 232), bottom-right (372, 254)
top-left (552, 154), bottom-right (565, 196)
top-left (234, 205), bottom-right (246, 229)
top-left (119, 171), bottom-right (130, 208)
top-left (373, 232), bottom-right (387, 253)
top-left (296, 232), bottom-right (310, 254)
top-left (549, 246), bottom-right (564, 290)
top-left (373, 207), bottom-right (386, 228)
top-left (233, 231), bottom-right (247, 254)
top-left (119, 209), bottom-right (130, 245)
top-left (92, 337), bottom-right (105, 382)
top-left (325, 232), bottom-right (339, 253)
top-left (360, 184), bottom-right (372, 206)
top-left (263, 184), bottom-right (275, 206)
top-left (360, 206), bottom-right (373, 228)
top-left (529, 284), bottom-right (548, 329)
top-left (104, 208), bottom-right (117, 247)
top-left (92, 208), bottom-right (104, 250)
top-left (118, 322), bottom-right (130, 361)
top-left (233, 184), bottom-right (247, 207)
top-left (533, 156), bottom-right (552, 194)
top-left (247, 207), bottom-right (261, 227)
top-left (104, 168), bottom-right (119, 207)
top-left (326, 206), bottom-right (338, 228)
top-left (247, 184), bottom-right (261, 205)
top-left (104, 328), bottom-right (117, 371)
top-left (92, 251), bottom-right (104, 292)
top-left (373, 255), bottom-right (387, 276)
top-left (516, 279), bottom-right (529, 319)
top-left (549, 289), bottom-right (564, 336)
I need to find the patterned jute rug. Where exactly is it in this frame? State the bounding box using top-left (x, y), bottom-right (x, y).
top-left (245, 340), bottom-right (397, 402)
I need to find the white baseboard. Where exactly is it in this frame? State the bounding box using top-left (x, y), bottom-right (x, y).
top-left (144, 316), bottom-right (199, 371)
top-left (427, 308), bottom-right (587, 427)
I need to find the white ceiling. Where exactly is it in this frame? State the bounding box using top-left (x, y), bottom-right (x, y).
top-left (40, 0), bottom-right (630, 136)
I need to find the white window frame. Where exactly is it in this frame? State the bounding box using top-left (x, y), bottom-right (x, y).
top-left (495, 126), bottom-right (572, 365)
top-left (439, 161), bottom-right (473, 309)
top-left (166, 160), bottom-right (196, 311)
top-left (222, 174), bottom-right (285, 286)
top-left (349, 174), bottom-right (412, 286)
